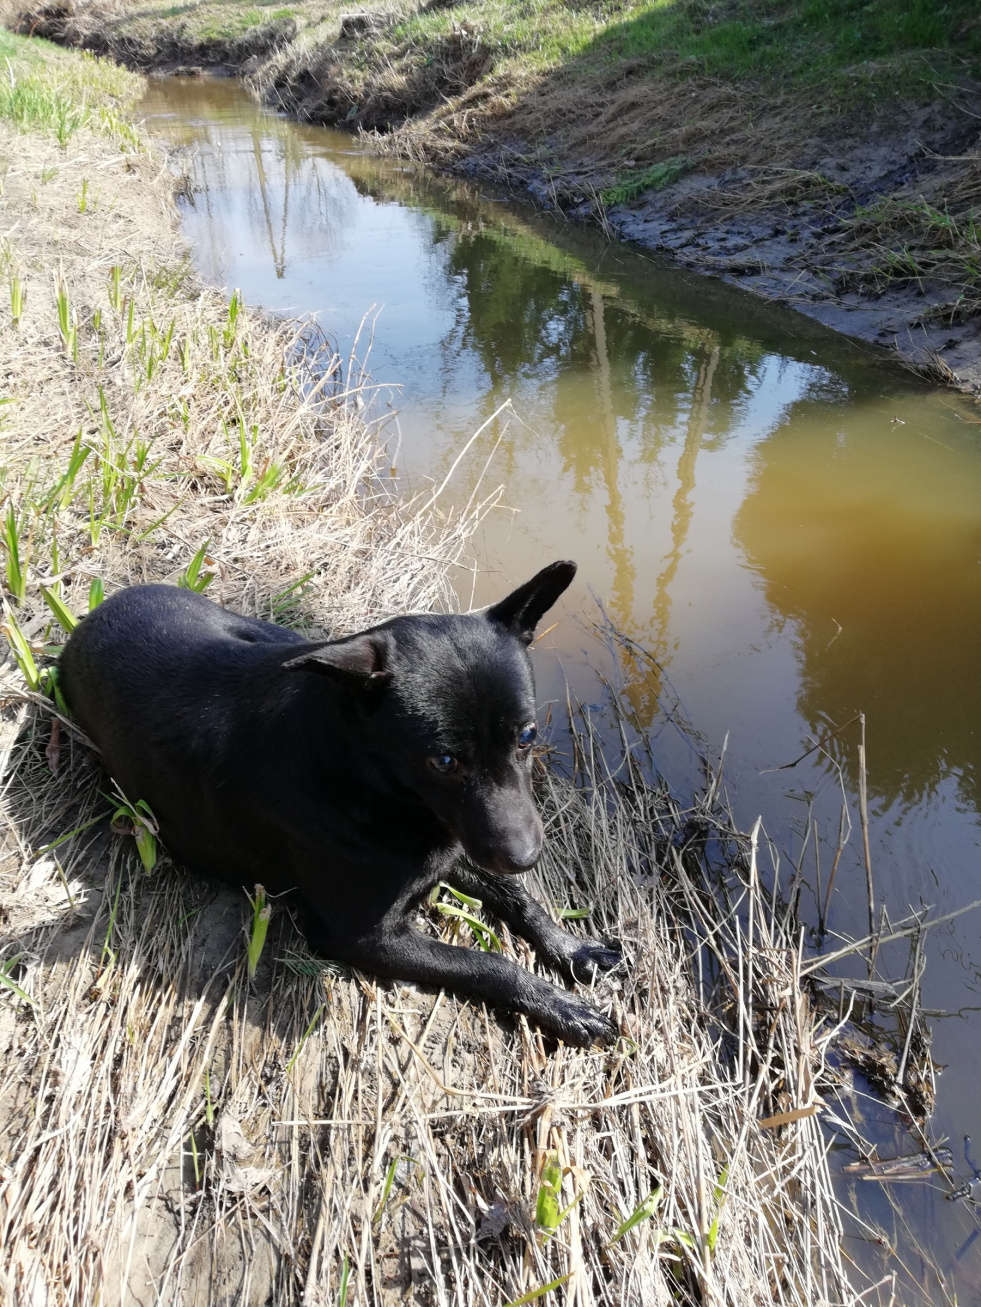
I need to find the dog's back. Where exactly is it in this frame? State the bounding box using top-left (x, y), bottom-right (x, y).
top-left (61, 585), bottom-right (311, 883)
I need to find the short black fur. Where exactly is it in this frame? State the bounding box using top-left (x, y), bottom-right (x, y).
top-left (59, 561), bottom-right (621, 1046)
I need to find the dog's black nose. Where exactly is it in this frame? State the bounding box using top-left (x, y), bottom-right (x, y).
top-left (492, 836), bottom-right (541, 874)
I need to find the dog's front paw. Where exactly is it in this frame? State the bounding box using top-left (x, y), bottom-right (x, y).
top-left (543, 995), bottom-right (618, 1048)
top-left (567, 938), bottom-right (623, 982)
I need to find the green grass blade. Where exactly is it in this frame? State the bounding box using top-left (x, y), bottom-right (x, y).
top-left (0, 957), bottom-right (38, 1008)
top-left (40, 584), bottom-right (77, 632)
top-left (609, 1185), bottom-right (664, 1244)
top-left (501, 1274), bottom-right (572, 1307)
top-left (3, 609), bottom-right (40, 690)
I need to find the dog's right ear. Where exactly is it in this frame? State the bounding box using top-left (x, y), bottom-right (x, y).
top-left (486, 560), bottom-right (577, 645)
top-left (283, 631), bottom-right (390, 685)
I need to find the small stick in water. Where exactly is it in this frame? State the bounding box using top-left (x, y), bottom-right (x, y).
top-left (857, 713), bottom-right (876, 969)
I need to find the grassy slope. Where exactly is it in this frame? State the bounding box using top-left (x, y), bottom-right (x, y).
top-left (387, 0), bottom-right (981, 90)
top-left (0, 26), bottom-right (141, 131)
top-left (14, 0), bottom-right (980, 100)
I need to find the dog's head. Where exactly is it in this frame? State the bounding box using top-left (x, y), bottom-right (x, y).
top-left (284, 561), bottom-right (576, 873)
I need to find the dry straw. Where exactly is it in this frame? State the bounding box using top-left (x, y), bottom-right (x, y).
top-left (0, 676), bottom-right (868, 1305)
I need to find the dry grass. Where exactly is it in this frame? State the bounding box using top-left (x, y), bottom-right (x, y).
top-left (1, 669), bottom-right (868, 1305)
top-left (380, 63), bottom-right (792, 176)
top-left (836, 154), bottom-right (981, 322)
top-left (0, 109), bottom-right (477, 634)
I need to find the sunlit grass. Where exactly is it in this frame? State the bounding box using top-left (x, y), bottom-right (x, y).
top-left (0, 29), bottom-right (142, 142)
top-left (366, 0), bottom-right (980, 93)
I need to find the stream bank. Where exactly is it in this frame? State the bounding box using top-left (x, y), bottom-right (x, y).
top-left (7, 0), bottom-right (981, 391)
top-left (0, 31), bottom-right (892, 1307)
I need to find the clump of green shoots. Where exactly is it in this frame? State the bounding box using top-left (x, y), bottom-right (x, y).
top-left (199, 404), bottom-right (285, 504)
top-left (430, 881), bottom-right (502, 952)
top-left (3, 606), bottom-right (40, 688)
top-left (44, 429), bottom-right (91, 513)
top-left (9, 273), bottom-right (24, 328)
top-left (40, 583), bottom-right (77, 632)
top-left (76, 178), bottom-right (98, 213)
top-left (54, 273), bottom-right (77, 362)
top-left (108, 264), bottom-right (123, 313)
top-left (224, 290), bottom-right (241, 349)
top-left (85, 387), bottom-right (159, 544)
top-left (2, 501), bottom-right (28, 603)
top-left (534, 1151), bottom-right (585, 1243)
top-left (177, 542), bottom-right (215, 593)
top-left (2, 603), bottom-right (69, 713)
top-left (246, 884), bottom-right (271, 981)
top-left (110, 788), bottom-right (158, 874)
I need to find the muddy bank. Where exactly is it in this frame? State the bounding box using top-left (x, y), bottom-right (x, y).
top-left (450, 118), bottom-right (981, 391)
top-left (10, 0), bottom-right (296, 73)
top-left (8, 0), bottom-right (981, 391)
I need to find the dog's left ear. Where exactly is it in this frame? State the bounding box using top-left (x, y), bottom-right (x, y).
top-left (486, 560), bottom-right (577, 646)
top-left (283, 631), bottom-right (391, 685)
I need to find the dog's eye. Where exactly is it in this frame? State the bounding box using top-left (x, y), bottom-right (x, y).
top-left (428, 753), bottom-right (458, 775)
top-left (517, 724), bottom-right (538, 749)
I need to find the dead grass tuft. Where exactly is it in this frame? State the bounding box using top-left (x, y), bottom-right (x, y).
top-left (836, 154), bottom-right (981, 321)
top-left (0, 667), bottom-right (866, 1304)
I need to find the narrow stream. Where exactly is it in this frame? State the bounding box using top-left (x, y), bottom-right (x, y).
top-left (141, 76), bottom-right (981, 1300)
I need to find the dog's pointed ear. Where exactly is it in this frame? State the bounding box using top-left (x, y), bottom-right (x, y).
top-left (283, 631), bottom-right (391, 685)
top-left (486, 560), bottom-right (577, 646)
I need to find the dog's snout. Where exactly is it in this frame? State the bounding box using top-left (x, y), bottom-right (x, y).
top-left (468, 804), bottom-right (543, 875)
top-left (495, 833), bottom-right (542, 874)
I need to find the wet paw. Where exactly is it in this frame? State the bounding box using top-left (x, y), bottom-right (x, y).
top-left (567, 938), bottom-right (623, 982)
top-left (544, 995), bottom-right (618, 1048)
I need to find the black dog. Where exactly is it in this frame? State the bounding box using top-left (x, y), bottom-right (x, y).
top-left (59, 561), bottom-right (620, 1046)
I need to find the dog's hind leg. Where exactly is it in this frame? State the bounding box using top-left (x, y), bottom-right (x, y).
top-left (446, 865), bottom-right (622, 982)
top-left (346, 924), bottom-right (617, 1048)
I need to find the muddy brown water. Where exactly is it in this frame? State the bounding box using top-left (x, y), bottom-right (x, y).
top-left (140, 76), bottom-right (981, 1299)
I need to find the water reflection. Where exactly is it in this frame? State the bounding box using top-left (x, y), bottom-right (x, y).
top-left (141, 76), bottom-right (981, 1301)
top-left (736, 405), bottom-right (981, 810)
top-left (143, 76), bottom-right (981, 818)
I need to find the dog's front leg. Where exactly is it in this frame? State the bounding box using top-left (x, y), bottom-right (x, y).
top-left (346, 925), bottom-right (617, 1048)
top-left (447, 865), bottom-right (622, 982)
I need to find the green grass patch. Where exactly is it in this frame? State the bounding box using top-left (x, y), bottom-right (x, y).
top-left (0, 30), bottom-right (142, 143)
top-left (842, 191), bottom-right (981, 319)
top-left (388, 0), bottom-right (610, 74)
top-left (361, 0), bottom-right (981, 99)
top-left (593, 0), bottom-right (981, 88)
